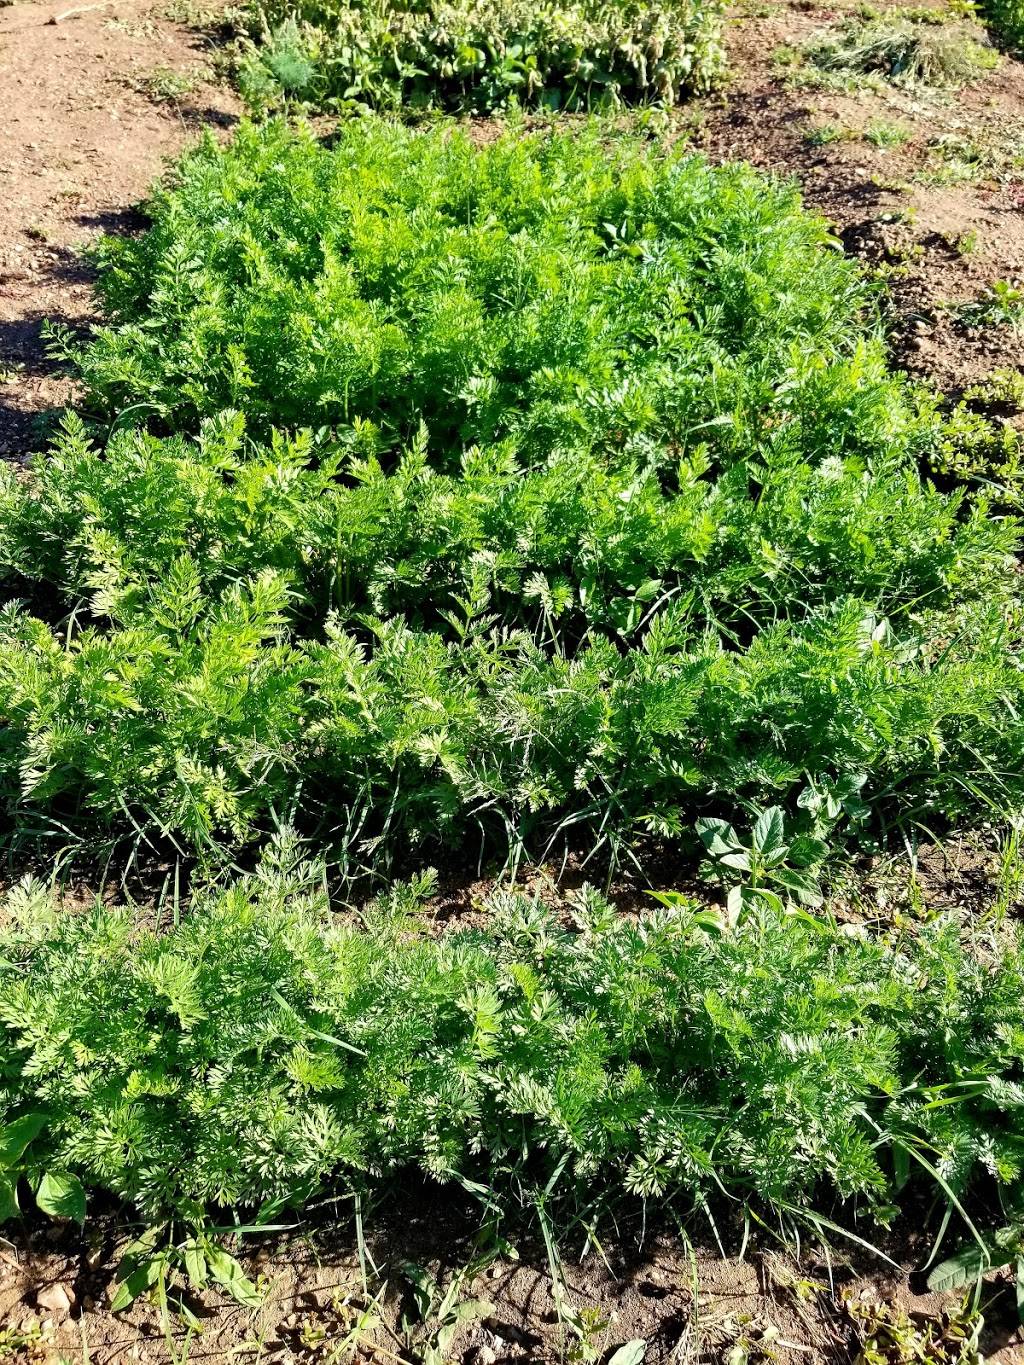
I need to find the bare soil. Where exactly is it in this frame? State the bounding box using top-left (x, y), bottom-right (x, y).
top-left (689, 1), bottom-right (1024, 398)
top-left (2, 0), bottom-right (1024, 1359)
top-left (3, 1189), bottom-right (1023, 1365)
top-left (0, 0), bottom-right (239, 458)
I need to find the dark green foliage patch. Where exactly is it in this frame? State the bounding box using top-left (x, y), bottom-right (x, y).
top-left (1, 845), bottom-right (1022, 1226)
top-left (234, 0), bottom-right (725, 116)
top-left (3, 119), bottom-right (1022, 857)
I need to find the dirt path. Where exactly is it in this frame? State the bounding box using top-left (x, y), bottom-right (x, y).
top-left (0, 0), bottom-right (239, 457)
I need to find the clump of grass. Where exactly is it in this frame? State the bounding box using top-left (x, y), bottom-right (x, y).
top-left (4, 118), bottom-right (1023, 859)
top-left (803, 122), bottom-right (850, 146)
top-left (801, 18), bottom-right (998, 87)
top-left (1, 841), bottom-right (1023, 1236)
top-left (863, 119), bottom-right (913, 148)
top-left (137, 65), bottom-right (200, 102)
top-left (915, 132), bottom-right (1024, 187)
top-left (233, 0), bottom-right (726, 115)
top-left (991, 821), bottom-right (1024, 920)
top-left (922, 133), bottom-right (990, 184)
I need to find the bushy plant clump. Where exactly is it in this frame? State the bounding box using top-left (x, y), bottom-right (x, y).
top-left (1, 408), bottom-right (1020, 852)
top-left (4, 119), bottom-right (1023, 854)
top-left (235, 0), bottom-right (724, 116)
top-left (1, 843), bottom-right (1022, 1227)
top-left (800, 17), bottom-right (999, 88)
top-left (979, 0), bottom-right (1024, 50)
top-left (56, 118), bottom-right (881, 439)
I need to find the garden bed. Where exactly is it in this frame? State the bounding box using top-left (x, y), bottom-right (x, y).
top-left (2, 0), bottom-right (1024, 1359)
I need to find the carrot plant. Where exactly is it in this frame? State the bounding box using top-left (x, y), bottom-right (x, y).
top-left (3, 118), bottom-right (1022, 859)
top-left (0, 842), bottom-right (1022, 1237)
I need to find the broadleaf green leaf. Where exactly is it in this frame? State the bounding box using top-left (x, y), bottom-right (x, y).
top-left (36, 1170), bottom-right (86, 1224)
top-left (206, 1246), bottom-right (263, 1308)
top-left (0, 1174), bottom-right (19, 1223)
top-left (0, 1114), bottom-right (47, 1168)
top-left (927, 1245), bottom-right (991, 1293)
top-left (608, 1342), bottom-right (647, 1365)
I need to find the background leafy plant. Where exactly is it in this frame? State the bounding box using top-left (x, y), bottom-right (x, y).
top-left (978, 0), bottom-right (1024, 51)
top-left (233, 0), bottom-right (725, 116)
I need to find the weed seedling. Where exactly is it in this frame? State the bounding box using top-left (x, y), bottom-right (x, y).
top-left (694, 806), bottom-right (825, 922)
top-left (138, 66), bottom-right (200, 102)
top-left (0, 1323), bottom-right (49, 1362)
top-left (845, 1294), bottom-right (983, 1363)
top-left (944, 228), bottom-right (980, 255)
top-left (804, 122), bottom-right (849, 146)
top-left (959, 279), bottom-right (1024, 329)
top-left (863, 120), bottom-right (913, 147)
top-left (400, 1241), bottom-right (498, 1365)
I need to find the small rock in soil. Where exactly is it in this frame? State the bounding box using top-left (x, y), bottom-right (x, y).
top-left (35, 1281), bottom-right (74, 1314)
